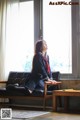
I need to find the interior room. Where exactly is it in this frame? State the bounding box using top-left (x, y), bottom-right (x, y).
top-left (0, 0), bottom-right (80, 119)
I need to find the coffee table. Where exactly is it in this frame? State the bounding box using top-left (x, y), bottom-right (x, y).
top-left (53, 89), bottom-right (80, 112)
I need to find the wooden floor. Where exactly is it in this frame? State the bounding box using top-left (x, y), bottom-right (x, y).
top-left (25, 107), bottom-right (80, 120)
top-left (1, 106), bottom-right (80, 120)
top-left (12, 107), bottom-right (80, 120)
top-left (30, 111), bottom-right (80, 120)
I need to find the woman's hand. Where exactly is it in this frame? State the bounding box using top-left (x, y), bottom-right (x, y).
top-left (48, 79), bottom-right (57, 84)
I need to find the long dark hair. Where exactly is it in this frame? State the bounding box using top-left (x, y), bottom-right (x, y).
top-left (35, 40), bottom-right (43, 53)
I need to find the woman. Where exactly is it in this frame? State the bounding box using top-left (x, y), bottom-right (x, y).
top-left (25, 40), bottom-right (57, 94)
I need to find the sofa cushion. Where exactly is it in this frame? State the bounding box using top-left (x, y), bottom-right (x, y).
top-left (6, 89), bottom-right (29, 96)
top-left (0, 88), bottom-right (7, 96)
top-left (6, 84), bottom-right (30, 96)
top-left (6, 83), bottom-right (19, 90)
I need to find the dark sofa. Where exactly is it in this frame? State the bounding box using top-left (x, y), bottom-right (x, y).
top-left (0, 71), bottom-right (61, 109)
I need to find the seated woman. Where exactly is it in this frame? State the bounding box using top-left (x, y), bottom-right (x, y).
top-left (25, 40), bottom-right (58, 94)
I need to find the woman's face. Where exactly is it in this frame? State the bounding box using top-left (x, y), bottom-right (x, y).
top-left (43, 41), bottom-right (48, 52)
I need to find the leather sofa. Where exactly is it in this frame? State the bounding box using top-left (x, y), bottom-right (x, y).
top-left (0, 71), bottom-right (61, 109)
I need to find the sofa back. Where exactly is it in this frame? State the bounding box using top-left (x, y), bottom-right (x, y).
top-left (6, 71), bottom-right (60, 87)
top-left (6, 72), bottom-right (31, 87)
top-left (52, 72), bottom-right (60, 81)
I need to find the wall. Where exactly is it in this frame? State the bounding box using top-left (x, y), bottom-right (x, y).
top-left (61, 80), bottom-right (80, 90)
top-left (59, 80), bottom-right (80, 110)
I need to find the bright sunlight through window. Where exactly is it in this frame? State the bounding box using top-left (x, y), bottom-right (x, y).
top-left (6, 1), bottom-right (34, 74)
top-left (43, 0), bottom-right (72, 73)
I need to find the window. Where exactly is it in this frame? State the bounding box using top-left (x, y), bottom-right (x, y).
top-left (5, 0), bottom-right (79, 78)
top-left (43, 0), bottom-right (72, 73)
top-left (5, 0), bottom-right (34, 74)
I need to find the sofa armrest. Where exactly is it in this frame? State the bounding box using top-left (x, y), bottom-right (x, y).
top-left (0, 81), bottom-right (7, 84)
top-left (44, 81), bottom-right (62, 96)
top-left (45, 81), bottom-right (61, 85)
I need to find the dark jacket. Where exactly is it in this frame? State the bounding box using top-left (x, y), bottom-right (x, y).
top-left (25, 52), bottom-right (52, 91)
top-left (31, 52), bottom-right (52, 80)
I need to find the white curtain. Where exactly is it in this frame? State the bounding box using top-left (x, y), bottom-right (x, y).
top-left (0, 0), bottom-right (20, 80)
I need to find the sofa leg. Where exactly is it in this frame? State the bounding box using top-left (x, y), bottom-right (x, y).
top-left (8, 99), bottom-right (13, 108)
top-left (43, 98), bottom-right (46, 110)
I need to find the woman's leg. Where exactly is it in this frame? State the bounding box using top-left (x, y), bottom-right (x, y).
top-left (25, 79), bottom-right (37, 93)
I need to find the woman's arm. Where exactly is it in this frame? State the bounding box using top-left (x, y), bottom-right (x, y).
top-left (34, 53), bottom-right (49, 80)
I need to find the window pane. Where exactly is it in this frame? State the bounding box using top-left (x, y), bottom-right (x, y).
top-left (19, 1), bottom-right (34, 72)
top-left (43, 0), bottom-right (72, 73)
top-left (6, 1), bottom-right (34, 73)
